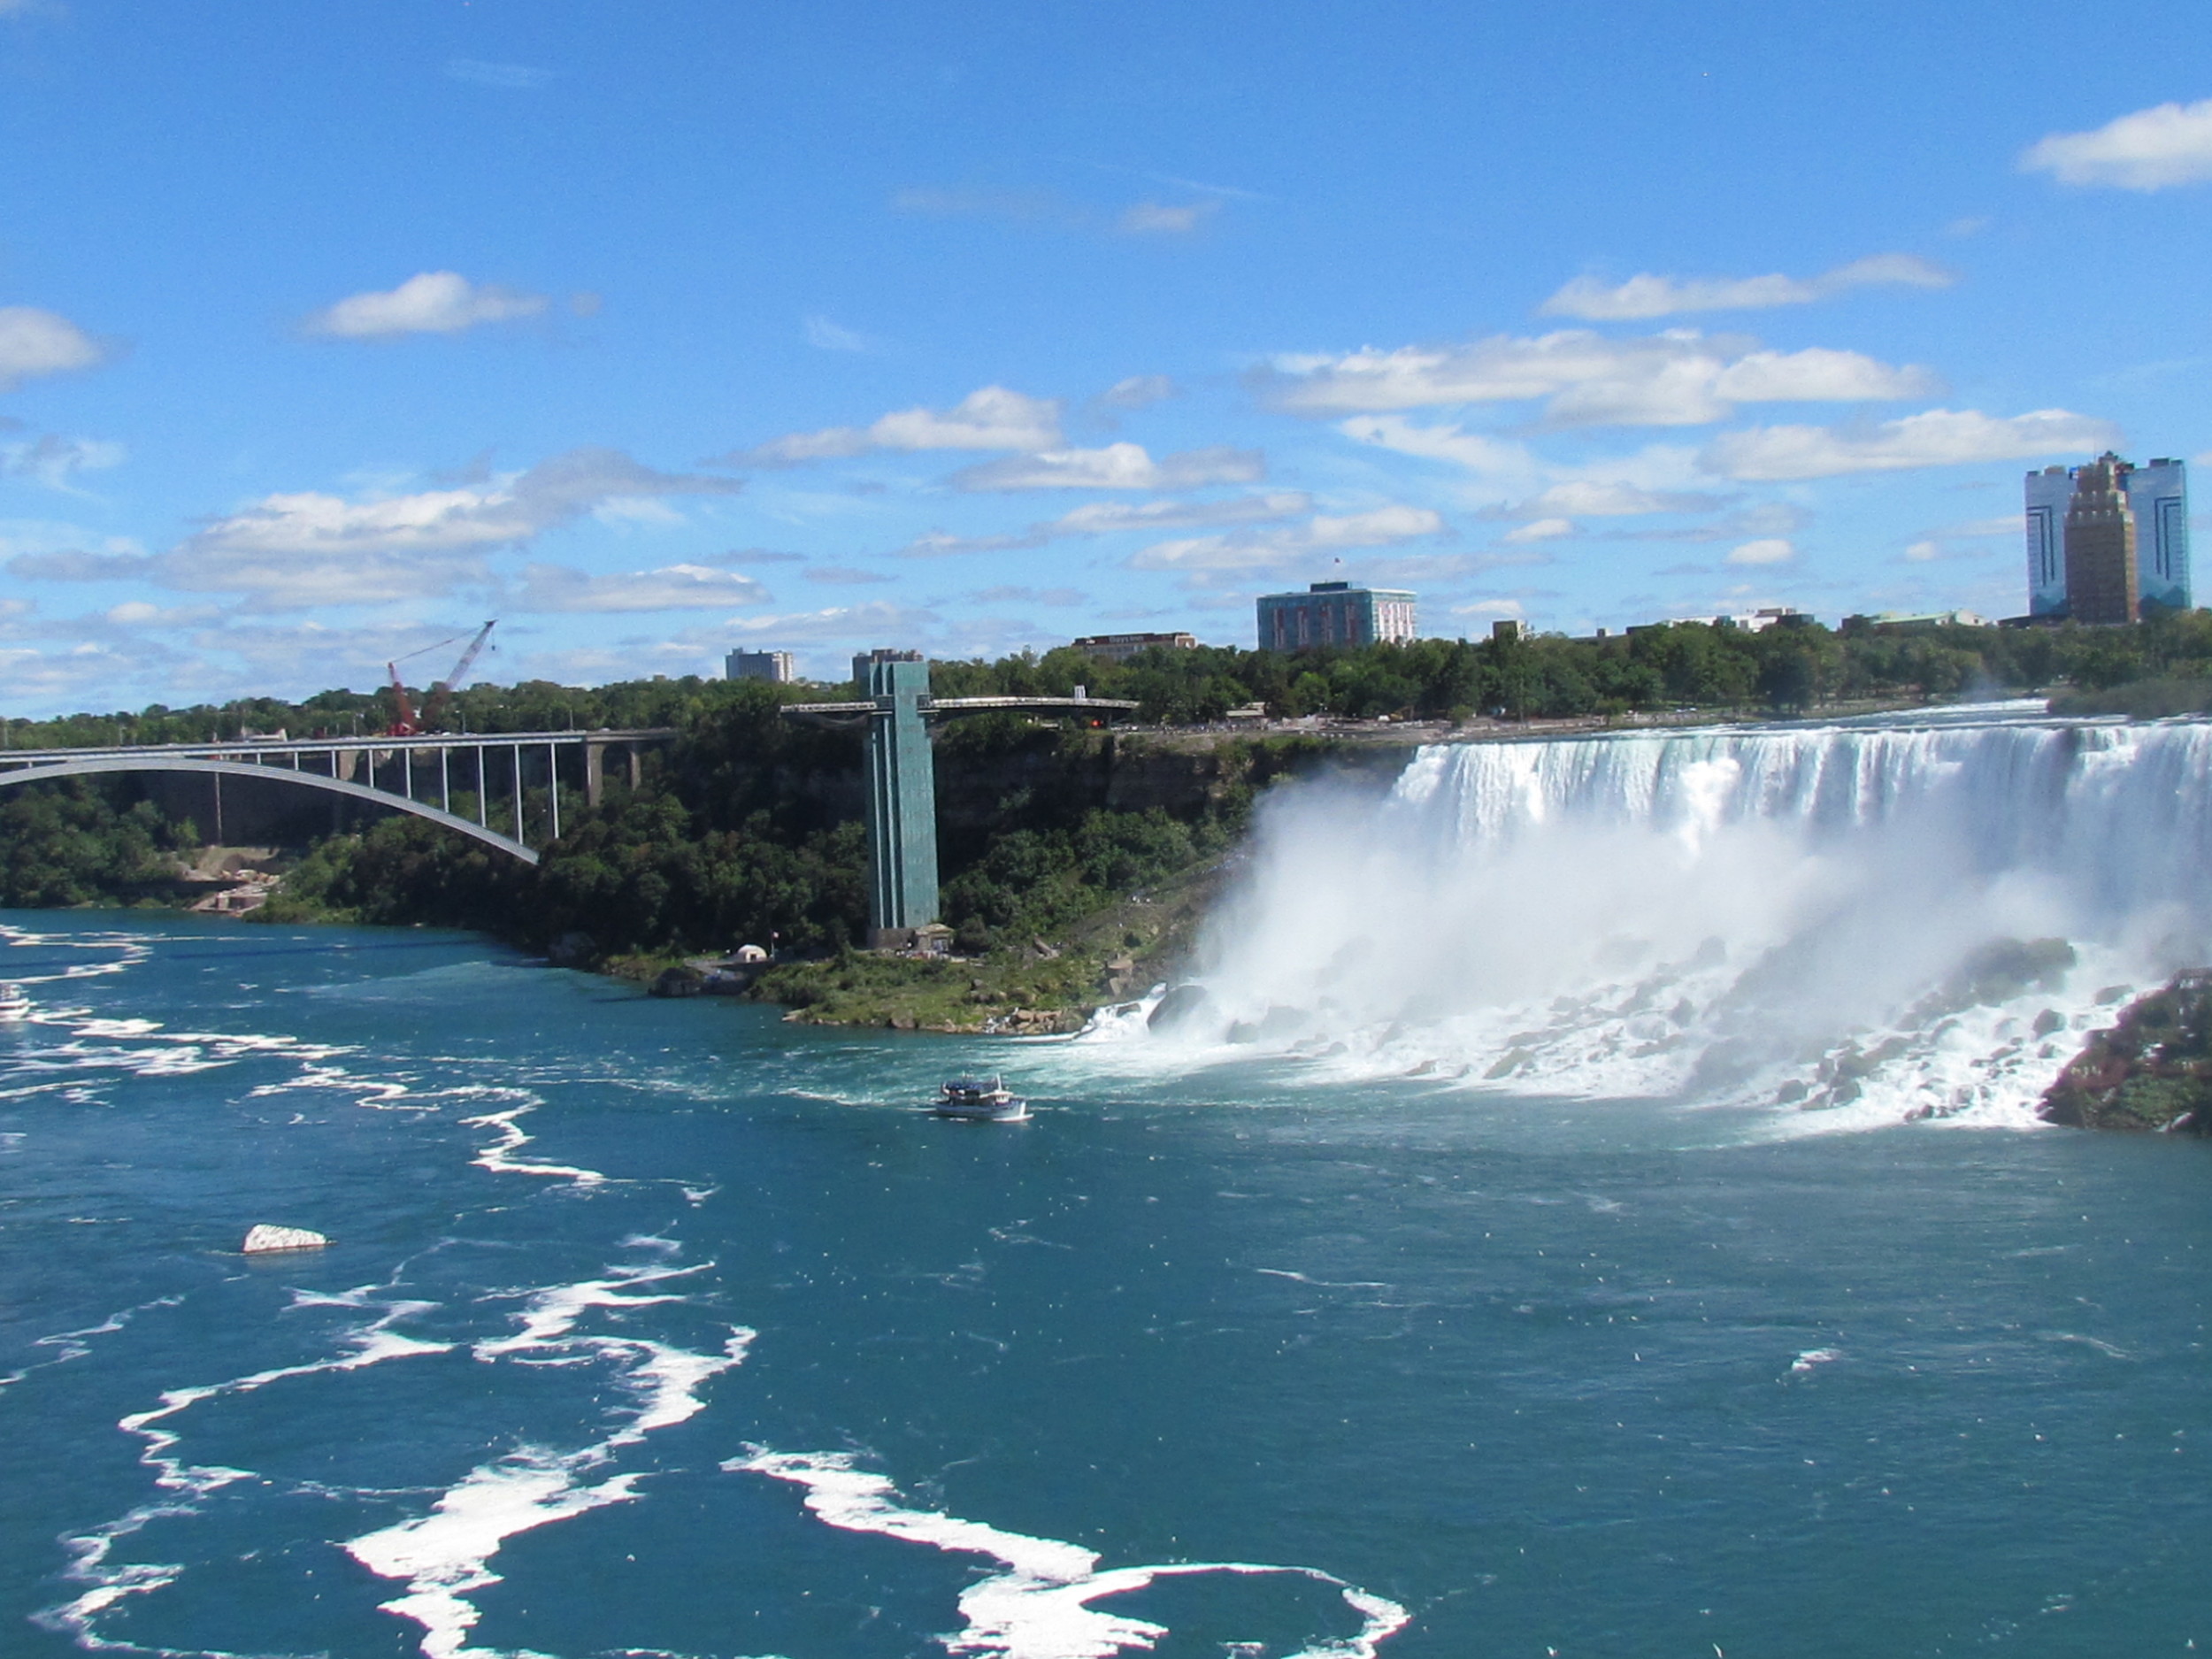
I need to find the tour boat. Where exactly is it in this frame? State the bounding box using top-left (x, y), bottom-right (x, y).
top-left (932, 1076), bottom-right (1031, 1123)
top-left (0, 983), bottom-right (29, 1018)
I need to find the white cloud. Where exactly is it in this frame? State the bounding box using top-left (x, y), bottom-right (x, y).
top-left (1095, 374), bottom-right (1177, 410)
top-left (2022, 100), bottom-right (2212, 191)
top-left (8, 545), bottom-right (153, 581)
top-left (0, 644), bottom-right (152, 710)
top-left (1539, 254), bottom-right (1954, 319)
top-left (105, 600), bottom-right (219, 627)
top-left (1502, 518), bottom-right (1574, 543)
top-left (1703, 408), bottom-right (2123, 480)
top-left (2, 433), bottom-right (125, 490)
top-left (1049, 493), bottom-right (1310, 538)
top-left (897, 491), bottom-right (1310, 557)
top-left (509, 563), bottom-right (770, 612)
top-left (1340, 416), bottom-right (1538, 480)
top-left (803, 314), bottom-right (867, 353)
top-left (949, 442), bottom-right (1263, 492)
top-left (1903, 541), bottom-right (1942, 563)
top-left (1340, 420), bottom-right (1724, 517)
top-left (1270, 331), bottom-right (1933, 426)
top-left (1118, 200), bottom-right (1218, 235)
top-left (803, 565), bottom-right (896, 585)
top-left (1724, 538), bottom-right (1795, 566)
top-left (0, 307), bottom-right (106, 388)
top-left (724, 386), bottom-right (1063, 466)
top-left (1520, 480), bottom-right (1719, 517)
top-left (1711, 348), bottom-right (1938, 403)
top-left (162, 448), bottom-right (743, 607)
top-left (1131, 504), bottom-right (1445, 574)
top-left (305, 272), bottom-right (549, 339)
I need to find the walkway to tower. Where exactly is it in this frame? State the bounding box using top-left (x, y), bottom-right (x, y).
top-left (780, 657), bottom-right (1138, 946)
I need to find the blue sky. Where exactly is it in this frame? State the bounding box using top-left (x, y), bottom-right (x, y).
top-left (3, 0), bottom-right (2210, 710)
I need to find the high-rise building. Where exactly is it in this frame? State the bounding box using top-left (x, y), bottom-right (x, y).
top-left (2063, 454), bottom-right (2139, 626)
top-left (2025, 465), bottom-right (2071, 617)
top-left (2130, 457), bottom-right (2192, 612)
top-left (1255, 581), bottom-right (1417, 651)
top-left (726, 649), bottom-right (795, 682)
top-left (851, 647), bottom-right (924, 691)
top-left (2026, 453), bottom-right (2190, 618)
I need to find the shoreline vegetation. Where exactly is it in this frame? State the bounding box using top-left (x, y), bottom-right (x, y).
top-left (5, 615), bottom-right (2212, 1064)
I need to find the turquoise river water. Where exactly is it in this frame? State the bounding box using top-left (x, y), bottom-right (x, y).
top-left (5, 710), bottom-right (2212, 1657)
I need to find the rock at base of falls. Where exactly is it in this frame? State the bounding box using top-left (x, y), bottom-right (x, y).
top-left (2040, 972), bottom-right (2212, 1134)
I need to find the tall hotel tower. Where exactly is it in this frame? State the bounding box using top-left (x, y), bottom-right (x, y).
top-left (2027, 453), bottom-right (2190, 618)
top-left (2063, 454), bottom-right (2139, 626)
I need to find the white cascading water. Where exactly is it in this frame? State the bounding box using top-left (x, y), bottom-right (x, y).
top-left (1136, 708), bottom-right (2212, 1132)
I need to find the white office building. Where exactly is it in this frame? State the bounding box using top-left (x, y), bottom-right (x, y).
top-left (726, 649), bottom-right (795, 683)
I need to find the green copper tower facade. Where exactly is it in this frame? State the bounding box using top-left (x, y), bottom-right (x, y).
top-left (860, 656), bottom-right (940, 942)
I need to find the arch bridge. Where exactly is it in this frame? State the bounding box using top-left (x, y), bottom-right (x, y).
top-left (0, 729), bottom-right (675, 865)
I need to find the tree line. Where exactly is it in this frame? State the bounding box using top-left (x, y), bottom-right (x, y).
top-left (11, 610), bottom-right (2208, 754)
top-left (4, 611), bottom-right (2212, 954)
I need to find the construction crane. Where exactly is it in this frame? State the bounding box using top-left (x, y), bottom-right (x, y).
top-left (386, 621), bottom-right (496, 736)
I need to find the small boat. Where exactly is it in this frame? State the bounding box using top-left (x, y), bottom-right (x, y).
top-left (0, 983), bottom-right (29, 1018)
top-left (932, 1075), bottom-right (1031, 1123)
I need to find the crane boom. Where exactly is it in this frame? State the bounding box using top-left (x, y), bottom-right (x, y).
top-left (383, 620), bottom-right (495, 736)
top-left (419, 620), bottom-right (497, 731)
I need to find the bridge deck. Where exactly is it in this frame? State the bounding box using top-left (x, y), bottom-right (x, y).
top-left (0, 728), bottom-right (675, 767)
top-left (0, 729), bottom-right (678, 864)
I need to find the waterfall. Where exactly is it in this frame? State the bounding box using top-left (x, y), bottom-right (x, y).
top-left (1152, 708), bottom-right (2212, 1129)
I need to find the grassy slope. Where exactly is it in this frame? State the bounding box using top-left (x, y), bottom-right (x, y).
top-left (750, 852), bottom-right (1222, 1033)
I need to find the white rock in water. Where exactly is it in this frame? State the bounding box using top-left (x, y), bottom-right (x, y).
top-left (242, 1224), bottom-right (329, 1254)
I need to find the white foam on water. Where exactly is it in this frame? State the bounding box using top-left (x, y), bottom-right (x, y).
top-left (346, 1447), bottom-right (652, 1659)
top-left (462, 1102), bottom-right (609, 1187)
top-left (44, 1241), bottom-right (751, 1659)
top-left (343, 1258), bottom-right (754, 1659)
top-left (731, 1448), bottom-right (1410, 1659)
top-left (1075, 715), bottom-right (2212, 1138)
top-left (0, 1294), bottom-right (185, 1395)
top-left (0, 922), bottom-right (153, 987)
top-left (1789, 1348), bottom-right (1842, 1375)
top-left (39, 1287), bottom-right (455, 1646)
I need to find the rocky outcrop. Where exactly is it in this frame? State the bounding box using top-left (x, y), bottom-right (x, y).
top-left (981, 1007), bottom-right (1088, 1035)
top-left (2039, 972), bottom-right (2212, 1133)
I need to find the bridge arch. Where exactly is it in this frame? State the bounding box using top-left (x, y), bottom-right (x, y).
top-left (0, 757), bottom-right (541, 865)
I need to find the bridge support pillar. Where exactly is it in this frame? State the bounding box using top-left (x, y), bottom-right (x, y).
top-left (584, 741), bottom-right (604, 808)
top-left (862, 657), bottom-right (939, 947)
